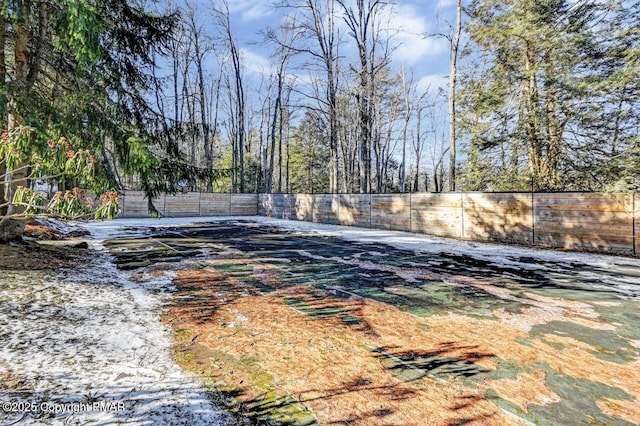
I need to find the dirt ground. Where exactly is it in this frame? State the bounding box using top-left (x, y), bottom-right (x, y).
top-left (0, 219), bottom-right (91, 270)
top-left (102, 220), bottom-right (640, 426)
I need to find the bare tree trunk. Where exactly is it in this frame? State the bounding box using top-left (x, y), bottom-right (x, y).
top-left (449, 0), bottom-right (461, 191)
top-left (303, 0), bottom-right (340, 193)
top-left (214, 1), bottom-right (245, 192)
top-left (186, 4), bottom-right (213, 189)
top-left (399, 69), bottom-right (413, 193)
top-left (338, 0), bottom-right (390, 193)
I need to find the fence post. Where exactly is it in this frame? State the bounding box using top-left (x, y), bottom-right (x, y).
top-left (531, 190), bottom-right (536, 246)
top-left (633, 192), bottom-right (636, 256)
top-left (120, 190), bottom-right (126, 218)
top-left (460, 191), bottom-right (465, 239)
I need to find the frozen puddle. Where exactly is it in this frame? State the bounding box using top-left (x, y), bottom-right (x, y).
top-left (0, 229), bottom-right (233, 425)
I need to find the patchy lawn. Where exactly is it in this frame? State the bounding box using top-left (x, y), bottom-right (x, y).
top-left (103, 218), bottom-right (640, 426)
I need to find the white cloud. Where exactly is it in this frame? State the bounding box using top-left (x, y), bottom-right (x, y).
top-left (385, 4), bottom-right (448, 65)
top-left (226, 0), bottom-right (274, 22)
top-left (417, 74), bottom-right (448, 95)
top-left (240, 4), bottom-right (274, 22)
top-left (436, 0), bottom-right (457, 10)
top-left (240, 48), bottom-right (271, 75)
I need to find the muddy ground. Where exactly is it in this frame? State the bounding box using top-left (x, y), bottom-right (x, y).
top-left (102, 219), bottom-right (640, 426)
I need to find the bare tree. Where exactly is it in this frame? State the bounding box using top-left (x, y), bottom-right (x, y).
top-left (337, 0), bottom-right (393, 193)
top-left (212, 0), bottom-right (246, 192)
top-left (412, 89), bottom-right (431, 192)
top-left (282, 0), bottom-right (341, 193)
top-left (449, 0), bottom-right (462, 191)
top-left (398, 68), bottom-right (414, 192)
top-left (263, 23), bottom-right (299, 193)
top-left (184, 2), bottom-right (215, 188)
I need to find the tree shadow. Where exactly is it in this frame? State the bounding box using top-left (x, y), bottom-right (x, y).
top-left (283, 292), bottom-right (379, 337)
top-left (371, 343), bottom-right (494, 382)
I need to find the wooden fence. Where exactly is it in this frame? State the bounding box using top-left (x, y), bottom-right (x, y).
top-left (259, 192), bottom-right (640, 256)
top-left (118, 190), bottom-right (639, 256)
top-left (120, 190), bottom-right (258, 218)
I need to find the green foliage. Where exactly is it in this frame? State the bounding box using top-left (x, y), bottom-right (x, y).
top-left (1, 126), bottom-right (97, 181)
top-left (12, 186), bottom-right (121, 220)
top-left (12, 186), bottom-right (47, 212)
top-left (288, 113), bottom-right (330, 193)
top-left (57, 0), bottom-right (103, 69)
top-left (0, 0), bottom-right (183, 224)
top-left (46, 188), bottom-right (94, 219)
top-left (94, 190), bottom-right (121, 220)
top-left (459, 0), bottom-right (640, 191)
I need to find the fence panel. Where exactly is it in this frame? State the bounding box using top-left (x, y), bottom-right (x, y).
top-left (533, 193), bottom-right (634, 254)
top-left (338, 194), bottom-right (371, 227)
top-left (371, 194), bottom-right (410, 231)
top-left (312, 195), bottom-right (339, 225)
top-left (292, 194), bottom-right (314, 222)
top-left (463, 193), bottom-right (533, 244)
top-left (411, 193), bottom-right (463, 238)
top-left (164, 193), bottom-right (200, 217)
top-left (230, 194), bottom-right (259, 215)
top-left (121, 190), bottom-right (164, 218)
top-left (201, 193), bottom-right (232, 215)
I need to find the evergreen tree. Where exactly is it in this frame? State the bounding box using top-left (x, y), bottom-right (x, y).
top-left (462, 0), bottom-right (620, 190)
top-left (0, 0), bottom-right (198, 240)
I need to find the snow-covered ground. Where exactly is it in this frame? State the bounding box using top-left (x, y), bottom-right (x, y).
top-left (91, 215), bottom-right (640, 298)
top-left (2, 215), bottom-right (638, 425)
top-left (0, 221), bottom-right (236, 425)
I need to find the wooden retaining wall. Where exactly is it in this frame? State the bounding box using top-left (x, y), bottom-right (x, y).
top-left (259, 192), bottom-right (639, 257)
top-left (119, 190), bottom-right (638, 256)
top-left (120, 191), bottom-right (258, 218)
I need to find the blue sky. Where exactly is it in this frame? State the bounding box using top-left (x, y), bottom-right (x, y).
top-left (179, 0), bottom-right (458, 94)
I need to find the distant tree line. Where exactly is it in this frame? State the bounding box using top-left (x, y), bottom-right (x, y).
top-left (146, 0), bottom-right (639, 194)
top-left (2, 0), bottom-right (638, 240)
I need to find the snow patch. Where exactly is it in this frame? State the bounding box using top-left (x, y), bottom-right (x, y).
top-left (0, 222), bottom-right (233, 425)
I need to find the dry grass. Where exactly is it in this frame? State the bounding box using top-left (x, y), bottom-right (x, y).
top-left (164, 257), bottom-right (640, 425)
